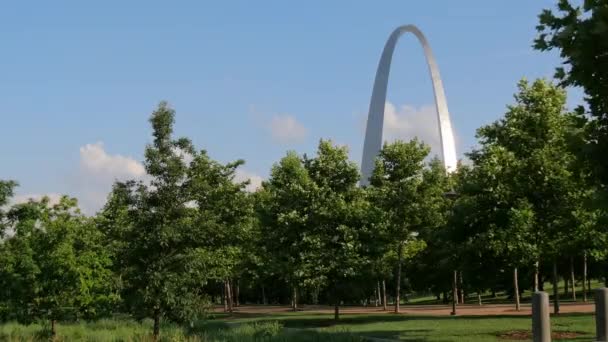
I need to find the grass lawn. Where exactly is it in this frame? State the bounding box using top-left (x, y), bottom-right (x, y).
top-left (406, 279), bottom-right (604, 305)
top-left (0, 309), bottom-right (598, 341)
top-left (229, 312), bottom-right (596, 341)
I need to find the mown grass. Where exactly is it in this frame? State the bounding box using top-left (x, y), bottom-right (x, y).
top-left (407, 279), bottom-right (604, 305)
top-left (0, 313), bottom-right (597, 341)
top-left (229, 312), bottom-right (596, 341)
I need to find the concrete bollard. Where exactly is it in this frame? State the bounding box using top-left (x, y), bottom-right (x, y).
top-left (596, 288), bottom-right (608, 342)
top-left (532, 291), bottom-right (551, 342)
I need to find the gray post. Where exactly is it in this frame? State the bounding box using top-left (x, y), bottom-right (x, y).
top-left (596, 288), bottom-right (608, 342)
top-left (532, 292), bottom-right (551, 342)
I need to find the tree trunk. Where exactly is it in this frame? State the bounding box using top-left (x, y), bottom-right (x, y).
top-left (382, 280), bottom-right (387, 311)
top-left (227, 280), bottom-right (233, 313)
top-left (477, 291), bottom-right (482, 306)
top-left (261, 284), bottom-right (267, 305)
top-left (451, 270), bottom-right (457, 315)
top-left (459, 271), bottom-right (465, 304)
top-left (395, 242), bottom-right (403, 313)
top-left (51, 319), bottom-right (57, 340)
top-left (514, 267), bottom-right (521, 311)
top-left (153, 309), bottom-right (160, 341)
top-left (553, 261), bottom-right (560, 315)
top-left (455, 272), bottom-right (460, 304)
top-left (570, 257), bottom-right (576, 301)
top-left (534, 260), bottom-right (540, 292)
top-left (334, 302), bottom-right (340, 321)
top-left (223, 281), bottom-right (228, 312)
top-left (292, 285), bottom-right (298, 312)
top-left (583, 253), bottom-right (588, 302)
top-left (235, 280), bottom-right (240, 307)
top-left (376, 281), bottom-right (381, 307)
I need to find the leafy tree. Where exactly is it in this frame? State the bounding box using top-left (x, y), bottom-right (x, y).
top-left (535, 0), bottom-right (608, 186)
top-left (257, 151), bottom-right (318, 310)
top-left (369, 140), bottom-right (448, 313)
top-left (104, 102), bottom-right (251, 339)
top-left (452, 148), bottom-right (534, 309)
top-left (536, 1), bottom-right (608, 289)
top-left (468, 79), bottom-right (583, 313)
top-left (304, 140), bottom-right (368, 320)
top-left (0, 196), bottom-right (116, 337)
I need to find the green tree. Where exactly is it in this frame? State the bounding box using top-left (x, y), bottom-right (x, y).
top-left (105, 102), bottom-right (251, 339)
top-left (535, 0), bottom-right (608, 186)
top-left (452, 149), bottom-right (535, 310)
top-left (369, 140), bottom-right (449, 313)
top-left (304, 140), bottom-right (368, 320)
top-left (257, 151), bottom-right (318, 311)
top-left (469, 79), bottom-right (583, 313)
top-left (1, 196), bottom-right (116, 337)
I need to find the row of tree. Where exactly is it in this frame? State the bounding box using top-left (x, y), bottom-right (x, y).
top-left (0, 0), bottom-right (606, 339)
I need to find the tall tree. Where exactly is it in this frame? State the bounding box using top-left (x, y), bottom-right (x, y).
top-left (369, 140), bottom-right (448, 313)
top-left (471, 79), bottom-right (582, 313)
top-left (257, 151), bottom-right (318, 311)
top-left (304, 140), bottom-right (368, 320)
top-left (107, 102), bottom-right (250, 339)
top-left (535, 0), bottom-right (608, 186)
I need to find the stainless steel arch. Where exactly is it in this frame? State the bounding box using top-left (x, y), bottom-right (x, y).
top-left (360, 25), bottom-right (457, 186)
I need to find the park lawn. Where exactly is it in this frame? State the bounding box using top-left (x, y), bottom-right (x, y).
top-left (230, 312), bottom-right (596, 341)
top-left (407, 279), bottom-right (604, 305)
top-left (0, 312), bottom-right (597, 341)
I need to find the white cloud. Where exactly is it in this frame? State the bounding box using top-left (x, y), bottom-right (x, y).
top-left (80, 142), bottom-right (145, 179)
top-left (382, 102), bottom-right (443, 158)
top-left (268, 115), bottom-right (307, 144)
top-left (234, 169), bottom-right (263, 192)
top-left (12, 193), bottom-right (63, 206)
top-left (77, 142), bottom-right (146, 214)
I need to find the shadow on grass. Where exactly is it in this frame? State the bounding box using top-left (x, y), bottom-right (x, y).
top-left (243, 311), bottom-right (593, 328)
top-left (186, 320), bottom-right (368, 341)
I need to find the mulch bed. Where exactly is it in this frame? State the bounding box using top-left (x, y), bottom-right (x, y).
top-left (498, 330), bottom-right (583, 340)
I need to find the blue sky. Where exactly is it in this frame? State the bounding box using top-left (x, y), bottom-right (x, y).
top-left (0, 1), bottom-right (580, 213)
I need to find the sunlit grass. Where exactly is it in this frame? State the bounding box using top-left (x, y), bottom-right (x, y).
top-left (0, 319), bottom-right (363, 341)
top-left (230, 312), bottom-right (596, 342)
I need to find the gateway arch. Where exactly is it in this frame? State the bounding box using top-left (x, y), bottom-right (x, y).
top-left (360, 25), bottom-right (457, 186)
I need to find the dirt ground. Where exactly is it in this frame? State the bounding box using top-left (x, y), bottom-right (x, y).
top-left (217, 302), bottom-right (595, 316)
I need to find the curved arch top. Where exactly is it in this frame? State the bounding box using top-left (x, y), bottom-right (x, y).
top-left (360, 25), bottom-right (457, 186)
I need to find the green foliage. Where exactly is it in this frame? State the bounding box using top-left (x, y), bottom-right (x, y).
top-left (370, 140), bottom-right (449, 244)
top-left (0, 196), bottom-right (116, 325)
top-left (258, 151), bottom-right (319, 289)
top-left (535, 0), bottom-right (608, 186)
top-left (449, 79), bottom-right (597, 296)
top-left (369, 140), bottom-right (450, 298)
top-left (99, 102), bottom-right (253, 336)
top-left (0, 180), bottom-right (17, 237)
top-left (304, 140), bottom-right (369, 307)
